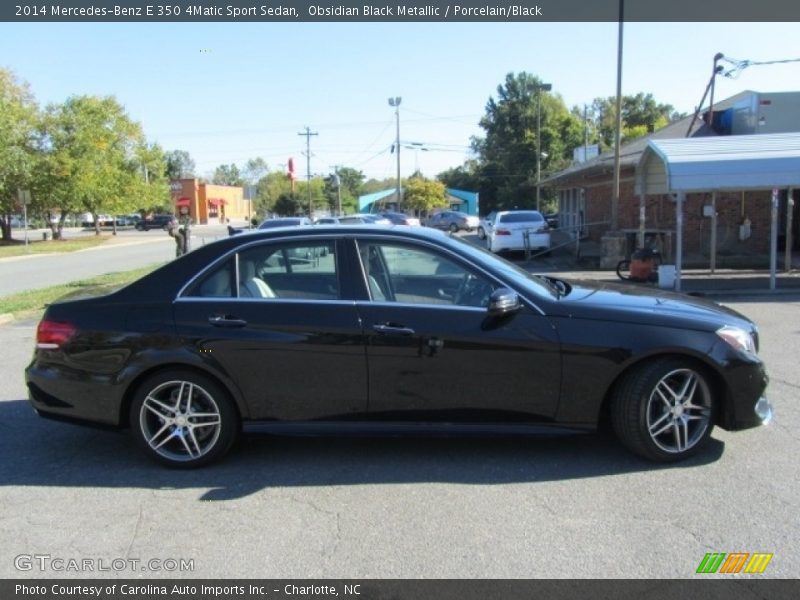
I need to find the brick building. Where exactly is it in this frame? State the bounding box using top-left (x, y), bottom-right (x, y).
top-left (170, 179), bottom-right (250, 225)
top-left (545, 91), bottom-right (800, 267)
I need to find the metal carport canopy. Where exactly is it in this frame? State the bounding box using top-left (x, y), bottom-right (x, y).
top-left (635, 132), bottom-right (800, 291)
top-left (636, 132), bottom-right (800, 194)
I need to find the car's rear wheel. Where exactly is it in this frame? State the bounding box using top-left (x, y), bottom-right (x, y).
top-left (477, 226), bottom-right (486, 240)
top-left (130, 369), bottom-right (239, 468)
top-left (611, 358), bottom-right (714, 462)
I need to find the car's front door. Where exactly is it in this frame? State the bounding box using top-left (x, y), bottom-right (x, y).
top-left (173, 238), bottom-right (367, 421)
top-left (353, 239), bottom-right (561, 422)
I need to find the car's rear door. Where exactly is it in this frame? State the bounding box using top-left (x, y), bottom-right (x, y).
top-left (173, 236), bottom-right (367, 421)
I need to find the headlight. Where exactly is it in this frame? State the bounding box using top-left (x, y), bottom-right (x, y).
top-left (716, 325), bottom-right (757, 355)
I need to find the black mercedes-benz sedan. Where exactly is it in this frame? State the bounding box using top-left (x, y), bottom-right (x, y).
top-left (25, 226), bottom-right (772, 468)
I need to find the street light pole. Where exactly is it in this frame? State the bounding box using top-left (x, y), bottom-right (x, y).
top-left (389, 97), bottom-right (402, 207)
top-left (535, 83), bottom-right (552, 211)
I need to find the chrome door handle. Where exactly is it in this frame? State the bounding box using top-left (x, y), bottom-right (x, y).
top-left (372, 324), bottom-right (415, 336)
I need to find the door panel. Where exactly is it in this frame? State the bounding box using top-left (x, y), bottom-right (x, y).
top-left (357, 303), bottom-right (561, 422)
top-left (174, 300), bottom-right (366, 420)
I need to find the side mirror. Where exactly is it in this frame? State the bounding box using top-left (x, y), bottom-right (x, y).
top-left (487, 288), bottom-right (521, 316)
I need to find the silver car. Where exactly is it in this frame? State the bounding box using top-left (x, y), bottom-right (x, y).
top-left (425, 211), bottom-right (480, 233)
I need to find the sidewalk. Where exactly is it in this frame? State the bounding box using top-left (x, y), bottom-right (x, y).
top-left (533, 263), bottom-right (800, 296)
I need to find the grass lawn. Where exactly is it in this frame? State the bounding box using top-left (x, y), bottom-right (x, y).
top-left (0, 263), bottom-right (165, 318)
top-left (0, 235), bottom-right (110, 258)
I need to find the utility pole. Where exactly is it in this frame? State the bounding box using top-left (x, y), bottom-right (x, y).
top-left (535, 83), bottom-right (551, 211)
top-left (298, 126), bottom-right (318, 217)
top-left (333, 167), bottom-right (342, 216)
top-left (388, 97), bottom-right (402, 207)
top-left (611, 0), bottom-right (624, 231)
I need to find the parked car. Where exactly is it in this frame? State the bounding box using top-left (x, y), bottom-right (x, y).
top-left (425, 210), bottom-right (480, 233)
top-left (379, 211), bottom-right (421, 226)
top-left (486, 210), bottom-right (551, 254)
top-left (25, 225), bottom-right (771, 468)
top-left (315, 215), bottom-right (391, 225)
top-left (258, 217), bottom-right (312, 229)
top-left (135, 214), bottom-right (176, 231)
top-left (477, 211), bottom-right (497, 240)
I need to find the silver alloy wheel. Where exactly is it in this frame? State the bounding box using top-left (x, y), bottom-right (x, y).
top-left (139, 380), bottom-right (222, 463)
top-left (646, 368), bottom-right (712, 454)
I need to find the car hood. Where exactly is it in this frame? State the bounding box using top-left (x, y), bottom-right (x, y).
top-left (549, 278), bottom-right (753, 331)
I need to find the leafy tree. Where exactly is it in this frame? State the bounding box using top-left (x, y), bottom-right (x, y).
top-left (403, 177), bottom-right (448, 213)
top-left (255, 170), bottom-right (293, 215)
top-left (42, 95), bottom-right (149, 235)
top-left (241, 157), bottom-right (269, 186)
top-left (164, 149), bottom-right (195, 180)
top-left (324, 167), bottom-right (364, 214)
top-left (0, 69), bottom-right (39, 241)
top-left (273, 193), bottom-right (300, 216)
top-left (588, 93), bottom-right (683, 150)
top-left (212, 163), bottom-right (243, 186)
top-left (471, 72), bottom-right (583, 212)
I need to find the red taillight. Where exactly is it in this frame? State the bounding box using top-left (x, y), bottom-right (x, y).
top-left (36, 320), bottom-right (76, 349)
top-left (495, 228), bottom-right (512, 236)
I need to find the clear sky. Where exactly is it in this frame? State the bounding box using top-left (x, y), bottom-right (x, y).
top-left (1, 21), bottom-right (799, 182)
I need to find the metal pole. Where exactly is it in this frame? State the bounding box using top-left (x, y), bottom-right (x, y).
top-left (336, 169), bottom-right (342, 217)
top-left (535, 83), bottom-right (551, 211)
top-left (536, 90), bottom-right (542, 211)
top-left (298, 127), bottom-right (318, 217)
top-left (676, 192), bottom-right (684, 292)
top-left (786, 188), bottom-right (794, 272)
top-left (611, 0), bottom-right (624, 232)
top-left (710, 191), bottom-right (717, 273)
top-left (770, 188), bottom-right (779, 290)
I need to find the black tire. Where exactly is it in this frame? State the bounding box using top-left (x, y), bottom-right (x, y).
top-left (616, 259), bottom-right (632, 281)
top-left (477, 226), bottom-right (486, 240)
top-left (130, 369), bottom-right (239, 468)
top-left (449, 222), bottom-right (459, 233)
top-left (611, 358), bottom-right (715, 462)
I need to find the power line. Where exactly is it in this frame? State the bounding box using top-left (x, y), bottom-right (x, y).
top-left (720, 55), bottom-right (800, 79)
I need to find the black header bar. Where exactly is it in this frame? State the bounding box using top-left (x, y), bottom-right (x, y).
top-left (4, 0), bottom-right (800, 22)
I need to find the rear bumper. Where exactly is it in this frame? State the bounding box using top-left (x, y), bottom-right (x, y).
top-left (491, 232), bottom-right (551, 252)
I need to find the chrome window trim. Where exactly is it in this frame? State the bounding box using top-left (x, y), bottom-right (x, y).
top-left (174, 297), bottom-right (358, 307)
top-left (352, 236), bottom-right (546, 316)
top-left (174, 229), bottom-right (547, 316)
top-left (176, 233), bottom-right (343, 301)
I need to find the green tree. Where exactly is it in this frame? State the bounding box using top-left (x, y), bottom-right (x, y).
top-left (241, 157), bottom-right (269, 186)
top-left (43, 95), bottom-right (151, 235)
top-left (212, 163), bottom-right (243, 186)
top-left (255, 170), bottom-right (293, 215)
top-left (0, 69), bottom-right (39, 241)
top-left (403, 177), bottom-right (448, 214)
top-left (472, 72), bottom-right (583, 212)
top-left (589, 93), bottom-right (682, 150)
top-left (164, 149), bottom-right (195, 179)
top-left (273, 193), bottom-right (300, 216)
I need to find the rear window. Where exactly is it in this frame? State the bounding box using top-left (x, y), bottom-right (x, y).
top-left (499, 212), bottom-right (544, 223)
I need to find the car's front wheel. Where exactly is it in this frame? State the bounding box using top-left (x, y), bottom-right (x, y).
top-left (449, 223), bottom-right (459, 233)
top-left (611, 359), bottom-right (714, 462)
top-left (130, 369), bottom-right (239, 468)
top-left (477, 226), bottom-right (486, 240)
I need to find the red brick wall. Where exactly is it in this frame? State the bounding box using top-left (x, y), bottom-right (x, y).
top-left (579, 177), bottom-right (771, 255)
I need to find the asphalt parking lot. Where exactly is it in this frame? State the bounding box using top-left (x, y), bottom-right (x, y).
top-left (1, 292), bottom-right (798, 580)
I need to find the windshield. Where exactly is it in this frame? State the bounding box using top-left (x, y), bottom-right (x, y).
top-left (499, 212), bottom-right (543, 223)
